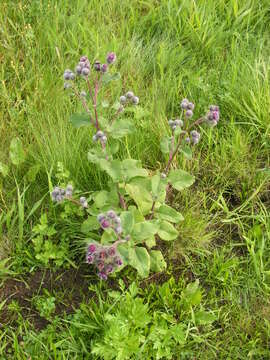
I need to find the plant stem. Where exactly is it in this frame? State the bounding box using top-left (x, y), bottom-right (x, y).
top-left (149, 200), bottom-right (156, 219)
top-left (73, 87), bottom-right (94, 125)
top-left (117, 184), bottom-right (127, 210)
top-left (93, 75), bottom-right (101, 130)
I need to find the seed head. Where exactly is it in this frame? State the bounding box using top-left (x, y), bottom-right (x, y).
top-left (98, 272), bottom-right (107, 280)
top-left (174, 119), bottom-right (183, 127)
top-left (76, 65), bottom-right (82, 75)
top-left (80, 91), bottom-right (87, 97)
top-left (64, 82), bottom-right (71, 89)
top-left (161, 173), bottom-right (167, 179)
top-left (96, 130), bottom-right (104, 138)
top-left (88, 244), bottom-right (97, 253)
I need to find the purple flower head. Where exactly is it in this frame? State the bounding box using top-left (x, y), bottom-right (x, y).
top-left (180, 99), bottom-right (189, 110)
top-left (80, 56), bottom-right (88, 62)
top-left (97, 213), bottom-right (106, 222)
top-left (190, 130), bottom-right (200, 144)
top-left (88, 244), bottom-right (97, 254)
top-left (115, 257), bottom-right (123, 267)
top-left (107, 210), bottom-right (116, 219)
top-left (212, 110), bottom-right (219, 121)
top-left (106, 52), bottom-right (116, 64)
top-left (101, 63), bottom-right (108, 73)
top-left (185, 137), bottom-right (191, 143)
top-left (126, 91), bottom-right (134, 99)
top-left (94, 61), bottom-right (101, 71)
top-left (86, 254), bottom-right (94, 264)
top-left (119, 95), bottom-right (127, 104)
top-left (82, 67), bottom-right (90, 76)
top-left (108, 247), bottom-right (116, 256)
top-left (105, 264), bottom-right (114, 274)
top-left (100, 219), bottom-right (110, 229)
top-left (209, 105), bottom-right (219, 112)
top-left (187, 102), bottom-right (195, 110)
top-left (98, 272), bottom-right (108, 280)
top-left (99, 251), bottom-right (107, 260)
top-left (185, 110), bottom-right (193, 118)
top-left (131, 96), bottom-right (139, 105)
top-left (174, 119), bottom-right (183, 127)
top-left (97, 261), bottom-right (105, 271)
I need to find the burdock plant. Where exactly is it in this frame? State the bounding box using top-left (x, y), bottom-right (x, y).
top-left (51, 52), bottom-right (220, 279)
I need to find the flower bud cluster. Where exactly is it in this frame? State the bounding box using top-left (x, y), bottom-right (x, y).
top-left (51, 184), bottom-right (73, 203)
top-left (119, 91), bottom-right (139, 106)
top-left (206, 105), bottom-right (220, 127)
top-left (168, 119), bottom-right (183, 131)
top-left (97, 210), bottom-right (122, 235)
top-left (93, 52), bottom-right (116, 73)
top-left (190, 130), bottom-right (201, 144)
top-left (86, 242), bottom-right (123, 280)
top-left (180, 98), bottom-right (195, 118)
top-left (92, 130), bottom-right (107, 144)
top-left (76, 56), bottom-right (91, 76)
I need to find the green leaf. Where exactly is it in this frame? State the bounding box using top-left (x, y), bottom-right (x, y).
top-left (149, 250), bottom-right (167, 272)
top-left (132, 221), bottom-right (159, 242)
top-left (102, 72), bottom-right (121, 84)
top-left (145, 236), bottom-right (156, 248)
top-left (126, 183), bottom-right (152, 215)
top-left (93, 191), bottom-right (110, 208)
top-left (0, 162), bottom-right (9, 177)
top-left (168, 169), bottom-right (195, 191)
top-left (121, 159), bottom-right (148, 180)
top-left (157, 220), bottom-right (178, 241)
top-left (182, 280), bottom-right (202, 306)
top-left (108, 118), bottom-right (135, 139)
top-left (129, 246), bottom-right (150, 277)
top-left (88, 148), bottom-right (107, 164)
top-left (101, 228), bottom-right (117, 244)
top-left (160, 136), bottom-right (171, 154)
top-left (9, 138), bottom-right (25, 166)
top-left (99, 159), bottom-right (122, 182)
top-left (156, 205), bottom-right (184, 223)
top-left (195, 310), bottom-right (216, 325)
top-left (81, 216), bottom-right (100, 234)
top-left (25, 164), bottom-right (40, 182)
top-left (70, 113), bottom-right (92, 128)
top-left (151, 173), bottom-right (167, 202)
top-left (120, 211), bottom-right (134, 234)
top-left (117, 243), bottom-right (130, 264)
top-left (181, 146), bottom-right (192, 160)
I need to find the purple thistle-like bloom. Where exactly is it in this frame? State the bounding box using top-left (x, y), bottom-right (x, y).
top-left (97, 213), bottom-right (106, 222)
top-left (108, 247), bottom-right (116, 256)
top-left (107, 210), bottom-right (116, 219)
top-left (97, 261), bottom-right (105, 271)
top-left (88, 244), bottom-right (97, 254)
top-left (106, 52), bottom-right (116, 64)
top-left (100, 219), bottom-right (110, 229)
top-left (180, 98), bottom-right (189, 110)
top-left (94, 61), bottom-right (101, 71)
top-left (115, 257), bottom-right (123, 266)
top-left (185, 110), bottom-right (193, 118)
top-left (80, 56), bottom-right (88, 62)
top-left (86, 254), bottom-right (94, 264)
top-left (101, 63), bottom-right (108, 73)
top-left (105, 264), bottom-right (114, 274)
top-left (98, 272), bottom-right (108, 280)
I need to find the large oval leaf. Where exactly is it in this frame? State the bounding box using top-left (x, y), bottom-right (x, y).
top-left (70, 113), bottom-right (92, 128)
top-left (129, 246), bottom-right (150, 278)
top-left (149, 250), bottom-right (167, 272)
top-left (168, 169), bottom-right (195, 191)
top-left (156, 204), bottom-right (184, 223)
top-left (157, 220), bottom-right (178, 241)
top-left (9, 138), bottom-right (25, 166)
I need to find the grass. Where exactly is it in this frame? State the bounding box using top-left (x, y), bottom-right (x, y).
top-left (1, 0), bottom-right (270, 358)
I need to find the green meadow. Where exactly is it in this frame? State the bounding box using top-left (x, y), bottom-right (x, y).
top-left (0, 0), bottom-right (270, 358)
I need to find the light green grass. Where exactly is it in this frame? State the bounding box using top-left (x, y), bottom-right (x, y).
top-left (1, 0), bottom-right (270, 358)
